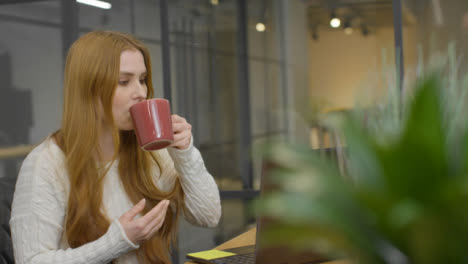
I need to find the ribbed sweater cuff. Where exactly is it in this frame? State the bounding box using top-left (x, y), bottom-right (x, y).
top-left (106, 219), bottom-right (139, 260)
top-left (167, 136), bottom-right (198, 175)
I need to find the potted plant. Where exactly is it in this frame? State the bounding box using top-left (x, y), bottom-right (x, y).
top-left (255, 49), bottom-right (468, 264)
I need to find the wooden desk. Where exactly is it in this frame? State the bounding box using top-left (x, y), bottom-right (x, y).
top-left (185, 228), bottom-right (348, 264)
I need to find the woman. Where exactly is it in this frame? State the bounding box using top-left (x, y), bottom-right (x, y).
top-left (10, 31), bottom-right (221, 264)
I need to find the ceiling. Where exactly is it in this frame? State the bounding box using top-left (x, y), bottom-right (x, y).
top-left (304, 0), bottom-right (416, 33)
top-left (0, 0), bottom-right (49, 4)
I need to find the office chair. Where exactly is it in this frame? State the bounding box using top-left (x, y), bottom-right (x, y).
top-left (0, 176), bottom-right (16, 264)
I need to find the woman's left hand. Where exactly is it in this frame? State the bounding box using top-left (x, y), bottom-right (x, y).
top-left (170, 114), bottom-right (192, 150)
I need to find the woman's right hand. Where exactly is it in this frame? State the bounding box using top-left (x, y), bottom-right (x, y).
top-left (119, 199), bottom-right (170, 244)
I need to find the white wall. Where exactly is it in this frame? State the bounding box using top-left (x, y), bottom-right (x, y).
top-left (308, 25), bottom-right (419, 111)
top-left (309, 28), bottom-right (389, 110)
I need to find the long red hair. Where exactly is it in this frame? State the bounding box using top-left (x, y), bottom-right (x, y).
top-left (53, 31), bottom-right (184, 263)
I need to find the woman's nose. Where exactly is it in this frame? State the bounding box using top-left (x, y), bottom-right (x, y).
top-left (134, 81), bottom-right (147, 100)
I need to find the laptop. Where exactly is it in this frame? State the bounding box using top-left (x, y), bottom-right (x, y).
top-left (187, 152), bottom-right (338, 264)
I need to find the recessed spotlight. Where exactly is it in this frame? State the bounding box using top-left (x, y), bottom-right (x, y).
top-left (330, 18), bottom-right (341, 28)
top-left (343, 20), bottom-right (353, 35)
top-left (256, 22), bottom-right (266, 32)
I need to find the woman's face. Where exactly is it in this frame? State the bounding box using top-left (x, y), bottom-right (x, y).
top-left (112, 49), bottom-right (148, 130)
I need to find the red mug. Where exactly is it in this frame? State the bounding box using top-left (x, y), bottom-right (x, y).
top-left (130, 98), bottom-right (174, 151)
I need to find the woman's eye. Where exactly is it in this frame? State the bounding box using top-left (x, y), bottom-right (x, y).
top-left (139, 78), bottom-right (147, 84)
top-left (119, 80), bottom-right (129, 86)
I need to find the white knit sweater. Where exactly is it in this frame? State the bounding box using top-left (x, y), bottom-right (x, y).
top-left (10, 137), bottom-right (221, 264)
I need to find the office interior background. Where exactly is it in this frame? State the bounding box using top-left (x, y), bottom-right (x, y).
top-left (0, 0), bottom-right (467, 263)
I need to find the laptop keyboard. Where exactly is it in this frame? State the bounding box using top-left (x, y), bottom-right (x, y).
top-left (210, 253), bottom-right (255, 264)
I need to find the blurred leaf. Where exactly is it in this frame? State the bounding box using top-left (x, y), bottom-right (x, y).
top-left (255, 69), bottom-right (468, 264)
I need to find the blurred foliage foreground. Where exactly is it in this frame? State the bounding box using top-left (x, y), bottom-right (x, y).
top-left (255, 68), bottom-right (468, 264)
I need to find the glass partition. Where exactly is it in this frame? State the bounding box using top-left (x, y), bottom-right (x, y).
top-left (306, 0), bottom-right (396, 149)
top-left (0, 0), bottom-right (62, 179)
top-left (0, 0), bottom-right (400, 263)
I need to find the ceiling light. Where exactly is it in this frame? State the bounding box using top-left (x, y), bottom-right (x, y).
top-left (343, 20), bottom-right (353, 35)
top-left (361, 24), bottom-right (369, 36)
top-left (311, 31), bottom-right (319, 41)
top-left (210, 0), bottom-right (219, 5)
top-left (256, 22), bottom-right (266, 32)
top-left (330, 18), bottom-right (341, 28)
top-left (76, 0), bottom-right (112, 9)
top-left (329, 10), bottom-right (341, 28)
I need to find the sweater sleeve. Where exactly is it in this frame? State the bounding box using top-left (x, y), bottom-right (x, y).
top-left (166, 138), bottom-right (221, 227)
top-left (9, 143), bottom-right (138, 264)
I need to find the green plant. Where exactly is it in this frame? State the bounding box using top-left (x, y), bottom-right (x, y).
top-left (255, 53), bottom-right (468, 264)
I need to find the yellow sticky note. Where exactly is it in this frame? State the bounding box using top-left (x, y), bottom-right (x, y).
top-left (187, 250), bottom-right (236, 260)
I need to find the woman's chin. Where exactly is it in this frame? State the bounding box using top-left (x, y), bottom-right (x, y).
top-left (117, 123), bottom-right (135, 131)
